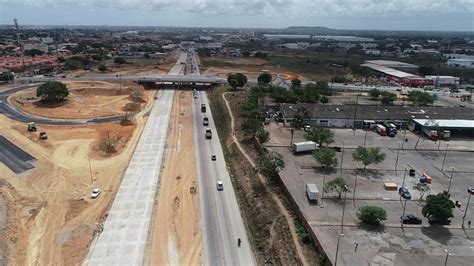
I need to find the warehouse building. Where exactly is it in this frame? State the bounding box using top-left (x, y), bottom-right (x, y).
top-left (425, 76), bottom-right (460, 87)
top-left (447, 59), bottom-right (474, 69)
top-left (279, 103), bottom-right (473, 137)
top-left (362, 62), bottom-right (433, 87)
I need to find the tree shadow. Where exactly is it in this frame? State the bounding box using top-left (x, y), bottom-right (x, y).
top-left (350, 168), bottom-right (384, 180)
top-left (420, 226), bottom-right (453, 245)
top-left (33, 99), bottom-right (69, 108)
top-left (356, 223), bottom-right (387, 233)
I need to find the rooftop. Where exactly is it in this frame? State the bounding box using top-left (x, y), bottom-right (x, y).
top-left (412, 119), bottom-right (474, 129)
top-left (365, 60), bottom-right (419, 69)
top-left (361, 63), bottom-right (418, 79)
top-left (280, 103), bottom-right (474, 121)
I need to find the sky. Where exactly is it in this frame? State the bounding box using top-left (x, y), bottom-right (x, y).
top-left (0, 0), bottom-right (473, 31)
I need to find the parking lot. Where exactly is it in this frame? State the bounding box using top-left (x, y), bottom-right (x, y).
top-left (266, 123), bottom-right (474, 265)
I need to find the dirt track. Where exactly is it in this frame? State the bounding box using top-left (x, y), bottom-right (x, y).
top-left (146, 91), bottom-right (202, 265)
top-left (0, 92), bottom-right (153, 264)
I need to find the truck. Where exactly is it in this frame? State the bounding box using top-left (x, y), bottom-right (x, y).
top-left (292, 141), bottom-right (318, 153)
top-left (203, 117), bottom-right (209, 126)
top-left (375, 124), bottom-right (387, 136)
top-left (422, 127), bottom-right (439, 141)
top-left (205, 129), bottom-right (212, 139)
top-left (201, 104), bottom-right (206, 113)
top-left (306, 184), bottom-right (319, 203)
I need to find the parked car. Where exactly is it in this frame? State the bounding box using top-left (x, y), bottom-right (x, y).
top-left (91, 188), bottom-right (101, 199)
top-left (303, 124), bottom-right (311, 132)
top-left (211, 154), bottom-right (216, 161)
top-left (399, 187), bottom-right (412, 199)
top-left (216, 181), bottom-right (224, 191)
top-left (401, 214), bottom-right (422, 224)
top-left (428, 217), bottom-right (451, 225)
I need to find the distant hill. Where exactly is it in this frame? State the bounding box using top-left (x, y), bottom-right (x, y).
top-left (282, 26), bottom-right (337, 35)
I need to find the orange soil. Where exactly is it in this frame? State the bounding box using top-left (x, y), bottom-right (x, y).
top-left (146, 91), bottom-right (202, 265)
top-left (10, 81), bottom-right (153, 119)
top-left (0, 95), bottom-right (152, 265)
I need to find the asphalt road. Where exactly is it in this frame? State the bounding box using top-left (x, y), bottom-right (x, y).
top-left (193, 92), bottom-right (255, 265)
top-left (0, 83), bottom-right (129, 125)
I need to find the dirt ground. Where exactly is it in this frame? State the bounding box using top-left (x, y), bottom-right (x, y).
top-left (201, 57), bottom-right (305, 80)
top-left (10, 81), bottom-right (153, 119)
top-left (0, 95), bottom-right (152, 265)
top-left (146, 91), bottom-right (202, 265)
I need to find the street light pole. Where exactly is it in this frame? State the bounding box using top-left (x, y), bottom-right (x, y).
top-left (447, 167), bottom-right (455, 194)
top-left (341, 186), bottom-right (348, 234)
top-left (462, 188), bottom-right (473, 228)
top-left (335, 233), bottom-right (344, 266)
top-left (320, 173), bottom-right (327, 207)
top-left (353, 171), bottom-right (358, 202)
top-left (363, 128), bottom-right (368, 147)
top-left (340, 141), bottom-right (345, 174)
top-left (401, 198), bottom-right (408, 227)
top-left (401, 122), bottom-right (407, 149)
top-left (401, 167), bottom-right (408, 189)
top-left (441, 143), bottom-right (450, 171)
top-left (444, 249), bottom-right (451, 266)
top-left (395, 141), bottom-right (401, 171)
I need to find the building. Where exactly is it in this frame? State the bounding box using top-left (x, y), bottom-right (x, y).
top-left (271, 75), bottom-right (292, 90)
top-left (424, 76), bottom-right (460, 87)
top-left (447, 59), bottom-right (474, 69)
top-left (263, 34), bottom-right (311, 40)
top-left (279, 103), bottom-right (473, 134)
top-left (24, 42), bottom-right (49, 53)
top-left (409, 119), bottom-right (474, 138)
top-left (362, 62), bottom-right (433, 87)
top-left (443, 53), bottom-right (474, 60)
top-left (280, 42), bottom-right (310, 50)
top-left (364, 60), bottom-right (419, 72)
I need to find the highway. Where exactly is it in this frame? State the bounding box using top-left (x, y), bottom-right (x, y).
top-left (190, 49), bottom-right (255, 265)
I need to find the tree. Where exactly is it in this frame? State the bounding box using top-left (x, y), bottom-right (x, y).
top-left (114, 57), bottom-right (126, 64)
top-left (305, 126), bottom-right (334, 147)
top-left (313, 147), bottom-right (338, 170)
top-left (320, 96), bottom-right (329, 104)
top-left (357, 206), bottom-right (387, 226)
top-left (352, 146), bottom-right (386, 170)
top-left (422, 193), bottom-right (454, 222)
top-left (292, 107), bottom-right (311, 128)
top-left (257, 73), bottom-right (272, 86)
top-left (241, 108), bottom-right (264, 137)
top-left (368, 89), bottom-right (381, 100)
top-left (291, 78), bottom-right (301, 88)
top-left (98, 64), bottom-right (107, 72)
top-left (0, 72), bottom-right (14, 81)
top-left (228, 73), bottom-right (248, 90)
top-left (419, 66), bottom-right (435, 76)
top-left (270, 87), bottom-right (297, 103)
top-left (256, 151), bottom-right (285, 178)
top-left (36, 81), bottom-right (69, 103)
top-left (144, 53), bottom-right (150, 59)
top-left (413, 183), bottom-right (431, 201)
top-left (380, 91), bottom-right (397, 105)
top-left (24, 49), bottom-right (44, 57)
top-left (324, 177), bottom-right (350, 199)
top-left (408, 91), bottom-right (435, 105)
top-left (256, 128), bottom-right (270, 144)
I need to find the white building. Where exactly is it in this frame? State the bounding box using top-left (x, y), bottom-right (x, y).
top-left (425, 76), bottom-right (460, 86)
top-left (447, 59), bottom-right (474, 69)
top-left (23, 42), bottom-right (48, 53)
top-left (443, 53), bottom-right (474, 60)
top-left (365, 49), bottom-right (381, 55)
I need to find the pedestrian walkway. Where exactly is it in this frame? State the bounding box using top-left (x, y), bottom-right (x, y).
top-left (85, 89), bottom-right (174, 265)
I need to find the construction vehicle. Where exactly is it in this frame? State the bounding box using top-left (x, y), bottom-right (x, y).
top-left (205, 129), bottom-right (212, 139)
top-left (27, 122), bottom-right (37, 132)
top-left (39, 132), bottom-right (48, 140)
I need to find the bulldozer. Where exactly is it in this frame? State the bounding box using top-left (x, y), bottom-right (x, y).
top-left (39, 132), bottom-right (48, 140)
top-left (27, 122), bottom-right (37, 132)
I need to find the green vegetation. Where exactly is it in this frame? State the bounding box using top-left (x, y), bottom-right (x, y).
top-left (323, 177), bottom-right (350, 199)
top-left (257, 73), bottom-right (272, 85)
top-left (413, 183), bottom-right (431, 201)
top-left (0, 71), bottom-right (14, 81)
top-left (270, 87), bottom-right (298, 103)
top-left (408, 91), bottom-right (436, 105)
top-left (114, 57), bottom-right (127, 64)
top-left (269, 81), bottom-right (332, 104)
top-left (352, 146), bottom-right (386, 170)
top-left (357, 206), bottom-right (387, 226)
top-left (24, 49), bottom-right (44, 57)
top-left (292, 107), bottom-right (311, 128)
top-left (305, 126), bottom-right (334, 147)
top-left (313, 147), bottom-right (338, 170)
top-left (295, 218), bottom-right (312, 244)
top-left (227, 73), bottom-right (248, 90)
top-left (291, 78), bottom-right (301, 88)
top-left (256, 128), bottom-right (270, 144)
top-left (368, 89), bottom-right (381, 99)
top-left (256, 151), bottom-right (285, 179)
top-left (380, 91), bottom-right (397, 105)
top-left (36, 81), bottom-right (69, 103)
top-left (98, 64), bottom-right (107, 72)
top-left (422, 193), bottom-right (454, 222)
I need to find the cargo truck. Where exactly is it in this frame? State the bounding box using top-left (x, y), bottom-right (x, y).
top-left (205, 129), bottom-right (212, 139)
top-left (292, 141), bottom-right (319, 153)
top-left (203, 117), bottom-right (209, 126)
top-left (422, 128), bottom-right (439, 141)
top-left (306, 184), bottom-right (319, 203)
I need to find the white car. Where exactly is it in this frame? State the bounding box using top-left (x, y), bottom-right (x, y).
top-left (216, 181), bottom-right (224, 191)
top-left (91, 188), bottom-right (101, 199)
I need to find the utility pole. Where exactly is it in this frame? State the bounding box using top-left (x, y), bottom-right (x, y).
top-left (395, 141), bottom-right (401, 171)
top-left (88, 158), bottom-right (93, 184)
top-left (320, 173), bottom-right (327, 207)
top-left (401, 198), bottom-right (408, 227)
top-left (441, 143), bottom-right (450, 171)
top-left (363, 128), bottom-right (368, 147)
top-left (341, 185), bottom-right (348, 234)
top-left (462, 187), bottom-right (473, 228)
top-left (447, 167), bottom-right (456, 194)
top-left (401, 167), bottom-right (408, 189)
top-left (335, 233), bottom-right (344, 266)
top-left (340, 141), bottom-right (345, 174)
top-left (444, 249), bottom-right (451, 266)
top-left (401, 122), bottom-right (407, 149)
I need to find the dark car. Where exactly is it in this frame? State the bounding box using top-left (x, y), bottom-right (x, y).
top-left (428, 217), bottom-right (451, 225)
top-left (399, 187), bottom-right (412, 200)
top-left (401, 214), bottom-right (422, 225)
